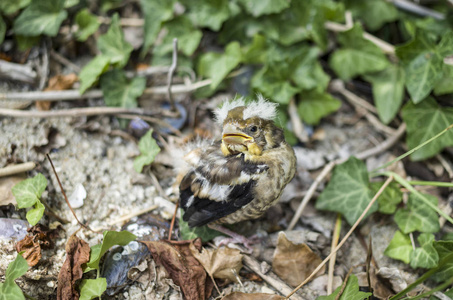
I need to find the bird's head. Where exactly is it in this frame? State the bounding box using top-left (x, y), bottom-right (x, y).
top-left (214, 96), bottom-right (285, 157)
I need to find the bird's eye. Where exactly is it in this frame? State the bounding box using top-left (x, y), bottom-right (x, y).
top-left (249, 125), bottom-right (258, 133)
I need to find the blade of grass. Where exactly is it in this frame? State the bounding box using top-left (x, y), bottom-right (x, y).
top-left (408, 181), bottom-right (453, 188)
top-left (390, 252), bottom-right (453, 300)
top-left (370, 124), bottom-right (453, 176)
top-left (400, 276), bottom-right (453, 300)
top-left (380, 171), bottom-right (453, 226)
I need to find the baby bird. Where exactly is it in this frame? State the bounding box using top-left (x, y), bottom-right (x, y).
top-left (179, 96), bottom-right (296, 231)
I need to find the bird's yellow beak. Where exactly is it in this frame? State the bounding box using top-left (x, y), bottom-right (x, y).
top-left (222, 125), bottom-right (252, 145)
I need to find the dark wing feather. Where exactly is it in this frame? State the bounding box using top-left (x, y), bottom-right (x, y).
top-left (179, 152), bottom-right (267, 228)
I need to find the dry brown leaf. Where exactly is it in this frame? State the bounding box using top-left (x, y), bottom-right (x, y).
top-left (190, 244), bottom-right (243, 282)
top-left (37, 73), bottom-right (78, 111)
top-left (56, 234), bottom-right (90, 300)
top-left (272, 231), bottom-right (325, 287)
top-left (222, 292), bottom-right (285, 299)
top-left (0, 175), bottom-right (26, 206)
top-left (142, 238), bottom-right (213, 300)
top-left (16, 224), bottom-right (60, 267)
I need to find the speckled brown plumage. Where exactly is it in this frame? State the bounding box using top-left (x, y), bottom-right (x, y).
top-left (179, 96), bottom-right (296, 228)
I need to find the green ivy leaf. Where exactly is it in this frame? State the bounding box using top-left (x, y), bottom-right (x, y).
top-left (315, 157), bottom-right (377, 226)
top-left (182, 0), bottom-right (230, 31)
top-left (100, 70), bottom-right (146, 108)
top-left (179, 213), bottom-right (221, 241)
top-left (0, 254), bottom-right (28, 300)
top-left (329, 23), bottom-right (389, 80)
top-left (394, 193), bottom-right (440, 234)
top-left (13, 0), bottom-right (67, 37)
top-left (14, 35), bottom-right (41, 51)
top-left (363, 64), bottom-right (405, 124)
top-left (153, 16), bottom-right (202, 57)
top-left (97, 13), bottom-right (133, 68)
top-left (0, 15), bottom-right (5, 45)
top-left (317, 274), bottom-right (371, 300)
top-left (79, 278), bottom-right (107, 300)
top-left (297, 90), bottom-right (341, 125)
top-left (74, 9), bottom-right (100, 42)
top-left (384, 230), bottom-right (413, 264)
top-left (139, 0), bottom-right (175, 56)
top-left (12, 173), bottom-right (47, 209)
top-left (26, 201), bottom-right (45, 226)
top-left (370, 181), bottom-right (402, 214)
top-left (291, 47), bottom-right (330, 92)
top-left (86, 231), bottom-right (136, 270)
top-left (133, 129), bottom-right (161, 173)
top-left (198, 41), bottom-right (242, 89)
top-left (78, 55), bottom-right (111, 94)
top-left (401, 97), bottom-right (453, 161)
top-left (434, 64), bottom-right (453, 96)
top-left (0, 0), bottom-right (30, 15)
top-left (432, 240), bottom-right (453, 282)
top-left (251, 66), bottom-right (299, 104)
top-left (242, 34), bottom-right (267, 64)
top-left (345, 0), bottom-right (398, 31)
top-left (410, 233), bottom-right (438, 269)
top-left (237, 0), bottom-right (290, 17)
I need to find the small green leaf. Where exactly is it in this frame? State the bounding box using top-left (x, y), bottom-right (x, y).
top-left (13, 0), bottom-right (67, 37)
top-left (297, 91), bottom-right (341, 125)
top-left (79, 55), bottom-right (110, 94)
top-left (364, 64), bottom-right (405, 124)
top-left (97, 13), bottom-right (133, 68)
top-left (179, 213), bottom-right (221, 241)
top-left (345, 0), bottom-right (398, 31)
top-left (237, 0), bottom-right (290, 17)
top-left (74, 9), bottom-right (100, 42)
top-left (198, 41), bottom-right (242, 89)
top-left (315, 157), bottom-right (377, 226)
top-left (317, 274), bottom-right (371, 300)
top-left (139, 0), bottom-right (175, 55)
top-left (410, 233), bottom-right (438, 269)
top-left (133, 129), bottom-right (161, 173)
top-left (79, 278), bottom-right (107, 300)
top-left (329, 24), bottom-right (389, 80)
top-left (100, 70), bottom-right (146, 108)
top-left (153, 16), bottom-right (202, 57)
top-left (26, 201), bottom-right (45, 226)
top-left (434, 64), bottom-right (453, 96)
top-left (0, 0), bottom-right (30, 15)
top-left (251, 66), bottom-right (299, 105)
top-left (12, 173), bottom-right (47, 209)
top-left (401, 97), bottom-right (453, 161)
top-left (15, 35), bottom-right (41, 51)
top-left (0, 15), bottom-right (5, 45)
top-left (0, 254), bottom-right (28, 300)
top-left (432, 240), bottom-right (453, 282)
top-left (384, 230), bottom-right (413, 264)
top-left (86, 231), bottom-right (136, 270)
top-left (394, 193), bottom-right (440, 234)
top-left (291, 47), bottom-right (330, 92)
top-left (370, 181), bottom-right (402, 214)
top-left (182, 0), bottom-right (230, 31)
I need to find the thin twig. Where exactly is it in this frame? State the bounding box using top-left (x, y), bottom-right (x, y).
top-left (243, 255), bottom-right (304, 300)
top-left (285, 175), bottom-right (394, 299)
top-left (327, 214), bottom-right (342, 294)
top-left (0, 79), bottom-right (212, 101)
top-left (288, 98), bottom-right (308, 143)
top-left (97, 16), bottom-right (144, 27)
top-left (436, 154), bottom-right (453, 179)
top-left (391, 0), bottom-right (445, 20)
top-left (0, 107), bottom-right (155, 118)
top-left (50, 50), bottom-right (81, 73)
top-left (168, 202), bottom-right (179, 241)
top-left (46, 154), bottom-right (91, 231)
top-left (0, 162), bottom-right (36, 177)
top-left (167, 38), bottom-right (178, 112)
top-left (355, 123), bottom-right (406, 160)
top-left (40, 198), bottom-right (70, 224)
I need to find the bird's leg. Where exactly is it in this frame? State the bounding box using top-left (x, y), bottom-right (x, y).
top-left (208, 223), bottom-right (260, 253)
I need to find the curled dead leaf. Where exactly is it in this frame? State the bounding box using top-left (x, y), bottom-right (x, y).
top-left (189, 244), bottom-right (243, 283)
top-left (141, 238), bottom-right (213, 300)
top-left (222, 292), bottom-right (285, 299)
top-left (37, 73), bottom-right (78, 111)
top-left (56, 234), bottom-right (90, 300)
top-left (0, 175), bottom-right (26, 206)
top-left (16, 224), bottom-right (60, 267)
top-left (272, 231), bottom-right (325, 287)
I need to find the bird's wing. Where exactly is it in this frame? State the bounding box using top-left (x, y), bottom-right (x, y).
top-left (180, 147), bottom-right (268, 227)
